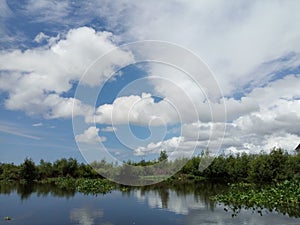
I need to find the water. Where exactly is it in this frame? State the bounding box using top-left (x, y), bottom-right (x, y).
top-left (0, 182), bottom-right (299, 225)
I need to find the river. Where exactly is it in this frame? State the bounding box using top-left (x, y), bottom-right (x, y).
top-left (0, 182), bottom-right (299, 225)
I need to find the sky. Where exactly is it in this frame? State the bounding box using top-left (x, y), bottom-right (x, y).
top-left (0, 0), bottom-right (300, 164)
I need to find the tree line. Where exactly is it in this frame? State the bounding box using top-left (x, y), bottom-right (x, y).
top-left (0, 148), bottom-right (299, 183)
top-left (0, 158), bottom-right (100, 182)
top-left (181, 148), bottom-right (300, 182)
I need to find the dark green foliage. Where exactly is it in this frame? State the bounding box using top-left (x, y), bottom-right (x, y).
top-left (48, 177), bottom-right (114, 195)
top-left (19, 158), bottom-right (38, 182)
top-left (199, 148), bottom-right (298, 183)
top-left (53, 158), bottom-right (79, 177)
top-left (158, 150), bottom-right (168, 162)
top-left (249, 148), bottom-right (290, 182)
top-left (181, 156), bottom-right (201, 176)
top-left (77, 163), bottom-right (99, 178)
top-left (0, 164), bottom-right (3, 175)
top-left (284, 154), bottom-right (300, 180)
top-left (0, 158), bottom-right (101, 182)
top-left (0, 163), bottom-right (19, 181)
top-left (202, 156), bottom-right (228, 179)
top-left (38, 159), bottom-right (53, 179)
top-left (249, 154), bottom-right (273, 182)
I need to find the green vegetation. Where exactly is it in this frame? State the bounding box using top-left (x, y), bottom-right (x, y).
top-left (183, 148), bottom-right (300, 182)
top-left (45, 177), bottom-right (115, 195)
top-left (212, 180), bottom-right (300, 217)
top-left (0, 157), bottom-right (114, 195)
top-left (0, 157), bottom-right (100, 182)
top-left (1, 148), bottom-right (299, 184)
top-left (158, 150), bottom-right (168, 161)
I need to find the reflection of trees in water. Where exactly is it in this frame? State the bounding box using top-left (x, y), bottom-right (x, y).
top-left (0, 182), bottom-right (76, 200)
top-left (158, 188), bottom-right (169, 208)
top-left (0, 182), bottom-right (15, 194)
top-left (1, 181), bottom-right (227, 207)
top-left (17, 182), bottom-right (34, 200)
top-left (125, 181), bottom-right (228, 212)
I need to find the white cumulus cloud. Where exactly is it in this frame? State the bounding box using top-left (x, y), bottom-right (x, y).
top-left (75, 126), bottom-right (106, 144)
top-left (0, 26), bottom-right (134, 119)
top-left (91, 93), bottom-right (179, 125)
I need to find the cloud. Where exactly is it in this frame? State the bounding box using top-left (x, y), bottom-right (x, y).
top-left (0, 0), bottom-right (13, 44)
top-left (0, 26), bottom-right (134, 119)
top-left (91, 73), bottom-right (300, 156)
top-left (34, 32), bottom-right (50, 43)
top-left (10, 1), bottom-right (300, 94)
top-left (0, 121), bottom-right (41, 140)
top-left (97, 1), bottom-right (300, 95)
top-left (90, 82), bottom-right (257, 132)
top-left (248, 74), bottom-right (300, 106)
top-left (6, 1), bottom-right (300, 96)
top-left (234, 75), bottom-right (300, 136)
top-left (101, 126), bottom-right (117, 132)
top-left (23, 0), bottom-right (70, 24)
top-left (32, 123), bottom-right (43, 127)
top-left (91, 93), bottom-right (179, 125)
top-left (1, 1), bottom-right (300, 158)
top-left (75, 126), bottom-right (106, 144)
top-left (135, 136), bottom-right (186, 158)
top-left (133, 74), bottom-right (300, 156)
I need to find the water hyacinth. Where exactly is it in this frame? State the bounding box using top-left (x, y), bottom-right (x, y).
top-left (50, 178), bottom-right (115, 195)
top-left (212, 180), bottom-right (300, 217)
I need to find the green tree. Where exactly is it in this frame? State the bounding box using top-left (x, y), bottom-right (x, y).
top-left (0, 163), bottom-right (3, 176)
top-left (284, 155), bottom-right (300, 180)
top-left (226, 153), bottom-right (252, 182)
top-left (181, 156), bottom-right (201, 176)
top-left (38, 159), bottom-right (53, 179)
top-left (77, 163), bottom-right (99, 178)
top-left (203, 156), bottom-right (228, 179)
top-left (0, 163), bottom-right (19, 180)
top-left (249, 154), bottom-right (273, 183)
top-left (19, 158), bottom-right (38, 182)
top-left (269, 148), bottom-right (288, 180)
top-left (158, 150), bottom-right (168, 162)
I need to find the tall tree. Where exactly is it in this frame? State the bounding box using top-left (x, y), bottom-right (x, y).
top-left (20, 158), bottom-right (37, 181)
top-left (158, 150), bottom-right (168, 162)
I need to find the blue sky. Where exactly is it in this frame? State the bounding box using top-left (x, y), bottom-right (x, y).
top-left (1, 1), bottom-right (300, 164)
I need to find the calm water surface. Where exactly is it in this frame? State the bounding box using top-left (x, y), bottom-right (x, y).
top-left (0, 182), bottom-right (299, 225)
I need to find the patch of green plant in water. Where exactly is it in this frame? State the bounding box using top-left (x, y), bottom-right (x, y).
top-left (45, 178), bottom-right (115, 195)
top-left (76, 178), bottom-right (115, 195)
top-left (212, 180), bottom-right (300, 217)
